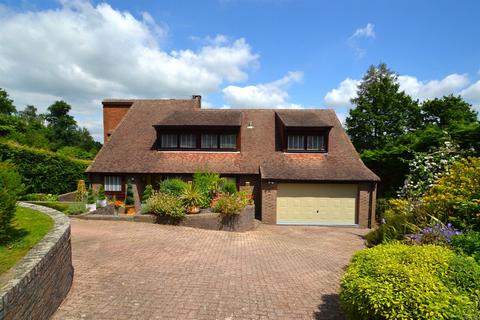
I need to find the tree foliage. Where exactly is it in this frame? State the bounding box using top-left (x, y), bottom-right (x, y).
top-left (346, 63), bottom-right (421, 151)
top-left (0, 88), bottom-right (16, 115)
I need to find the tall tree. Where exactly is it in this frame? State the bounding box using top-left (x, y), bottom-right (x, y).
top-left (44, 100), bottom-right (78, 149)
top-left (18, 105), bottom-right (41, 123)
top-left (422, 95), bottom-right (478, 128)
top-left (345, 63), bottom-right (421, 152)
top-left (0, 88), bottom-right (16, 115)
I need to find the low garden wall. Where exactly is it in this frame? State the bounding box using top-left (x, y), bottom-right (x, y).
top-left (0, 202), bottom-right (73, 320)
top-left (178, 205), bottom-right (255, 232)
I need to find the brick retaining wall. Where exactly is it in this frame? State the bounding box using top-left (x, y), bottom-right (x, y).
top-left (0, 202), bottom-right (73, 320)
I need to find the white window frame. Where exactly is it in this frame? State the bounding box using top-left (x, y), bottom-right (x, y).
top-left (104, 176), bottom-right (122, 192)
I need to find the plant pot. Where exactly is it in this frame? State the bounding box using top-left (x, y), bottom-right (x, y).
top-left (118, 206), bottom-right (125, 214)
top-left (86, 203), bottom-right (97, 212)
top-left (125, 205), bottom-right (136, 215)
top-left (97, 199), bottom-right (107, 208)
top-left (187, 206), bottom-right (200, 214)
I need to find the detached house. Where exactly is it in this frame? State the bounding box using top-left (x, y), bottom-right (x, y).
top-left (87, 95), bottom-right (379, 227)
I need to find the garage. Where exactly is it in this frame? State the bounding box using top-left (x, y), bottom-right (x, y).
top-left (276, 183), bottom-right (358, 225)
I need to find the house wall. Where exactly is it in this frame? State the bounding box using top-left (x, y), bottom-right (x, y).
top-left (261, 180), bottom-right (278, 224)
top-left (102, 102), bottom-right (133, 143)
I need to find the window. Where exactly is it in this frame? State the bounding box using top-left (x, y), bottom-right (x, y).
top-left (161, 134), bottom-right (177, 148)
top-left (157, 130), bottom-right (238, 150)
top-left (287, 135), bottom-right (304, 150)
top-left (220, 134), bottom-right (236, 149)
top-left (201, 134), bottom-right (218, 149)
top-left (287, 134), bottom-right (326, 152)
top-left (307, 135), bottom-right (325, 151)
top-left (104, 176), bottom-right (122, 192)
top-left (179, 134), bottom-right (196, 148)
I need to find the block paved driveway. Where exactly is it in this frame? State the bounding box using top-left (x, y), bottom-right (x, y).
top-left (53, 219), bottom-right (367, 320)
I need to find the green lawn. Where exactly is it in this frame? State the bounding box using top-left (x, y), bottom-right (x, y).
top-left (0, 206), bottom-right (54, 274)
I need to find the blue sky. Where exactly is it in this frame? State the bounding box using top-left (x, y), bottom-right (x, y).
top-left (0, 0), bottom-right (479, 140)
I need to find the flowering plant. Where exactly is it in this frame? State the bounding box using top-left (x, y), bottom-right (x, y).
top-left (406, 222), bottom-right (462, 245)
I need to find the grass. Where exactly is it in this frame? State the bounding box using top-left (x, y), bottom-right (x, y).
top-left (0, 206), bottom-right (54, 274)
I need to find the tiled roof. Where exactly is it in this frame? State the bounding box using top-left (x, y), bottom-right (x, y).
top-left (155, 110), bottom-right (242, 127)
top-left (276, 110), bottom-right (333, 127)
top-left (87, 102), bottom-right (379, 182)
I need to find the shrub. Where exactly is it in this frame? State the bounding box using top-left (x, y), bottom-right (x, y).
top-left (56, 146), bottom-right (95, 160)
top-left (142, 184), bottom-right (154, 202)
top-left (221, 181), bottom-right (237, 194)
top-left (180, 183), bottom-right (202, 209)
top-left (86, 188), bottom-right (95, 205)
top-left (193, 171), bottom-right (225, 207)
top-left (451, 231), bottom-right (480, 263)
top-left (0, 162), bottom-right (24, 237)
top-left (365, 199), bottom-right (424, 246)
top-left (213, 192), bottom-right (248, 216)
top-left (0, 140), bottom-right (89, 194)
top-left (75, 179), bottom-right (87, 202)
top-left (141, 191), bottom-right (185, 220)
top-left (26, 201), bottom-right (71, 213)
top-left (22, 193), bottom-right (58, 201)
top-left (97, 185), bottom-right (106, 200)
top-left (66, 202), bottom-right (86, 215)
top-left (422, 157), bottom-right (480, 230)
top-left (406, 222), bottom-right (461, 245)
top-left (340, 243), bottom-right (480, 320)
top-left (158, 178), bottom-right (187, 196)
top-left (125, 181), bottom-right (134, 205)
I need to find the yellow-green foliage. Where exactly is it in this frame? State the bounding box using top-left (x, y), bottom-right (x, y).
top-left (0, 140), bottom-right (90, 194)
top-left (341, 243), bottom-right (480, 319)
top-left (423, 157), bottom-right (480, 229)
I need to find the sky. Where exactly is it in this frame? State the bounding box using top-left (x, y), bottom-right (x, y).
top-left (0, 0), bottom-right (479, 141)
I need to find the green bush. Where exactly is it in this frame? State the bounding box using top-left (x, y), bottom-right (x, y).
top-left (451, 231), bottom-right (480, 263)
top-left (97, 185), bottom-right (106, 200)
top-left (180, 183), bottom-right (202, 209)
top-left (87, 189), bottom-right (95, 205)
top-left (56, 146), bottom-right (95, 160)
top-left (213, 192), bottom-right (248, 216)
top-left (0, 162), bottom-right (24, 237)
top-left (66, 202), bottom-right (86, 215)
top-left (22, 193), bottom-right (59, 201)
top-left (365, 199), bottom-right (424, 247)
top-left (158, 178), bottom-right (187, 196)
top-left (340, 243), bottom-right (480, 320)
top-left (141, 191), bottom-right (185, 220)
top-left (221, 181), bottom-right (237, 194)
top-left (125, 181), bottom-right (134, 205)
top-left (0, 140), bottom-right (89, 194)
top-left (25, 201), bottom-right (71, 213)
top-left (193, 171), bottom-right (225, 208)
top-left (142, 184), bottom-right (154, 202)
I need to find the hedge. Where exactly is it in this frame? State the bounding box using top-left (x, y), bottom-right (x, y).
top-left (0, 141), bottom-right (90, 194)
top-left (340, 243), bottom-right (480, 319)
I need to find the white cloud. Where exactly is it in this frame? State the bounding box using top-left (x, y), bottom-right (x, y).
top-left (461, 80), bottom-right (480, 110)
top-left (0, 1), bottom-right (259, 139)
top-left (348, 23), bottom-right (375, 58)
top-left (351, 23), bottom-right (376, 39)
top-left (324, 73), bottom-right (479, 111)
top-left (222, 71), bottom-right (303, 108)
top-left (323, 78), bottom-right (360, 108)
top-left (398, 73), bottom-right (469, 101)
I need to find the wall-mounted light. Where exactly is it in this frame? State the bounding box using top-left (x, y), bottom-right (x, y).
top-left (247, 121), bottom-right (254, 129)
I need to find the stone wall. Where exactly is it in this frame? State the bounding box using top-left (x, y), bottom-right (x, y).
top-left (0, 202), bottom-right (73, 320)
top-left (175, 205), bottom-right (255, 232)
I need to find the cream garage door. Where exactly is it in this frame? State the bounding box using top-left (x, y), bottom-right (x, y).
top-left (276, 183), bottom-right (357, 225)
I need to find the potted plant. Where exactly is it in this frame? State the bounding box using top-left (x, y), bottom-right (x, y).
top-left (125, 181), bottom-right (135, 215)
top-left (86, 188), bottom-right (96, 212)
top-left (97, 185), bottom-right (107, 207)
top-left (181, 183), bottom-right (202, 214)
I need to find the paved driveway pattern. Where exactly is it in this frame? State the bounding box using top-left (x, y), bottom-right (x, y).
top-left (53, 219), bottom-right (366, 320)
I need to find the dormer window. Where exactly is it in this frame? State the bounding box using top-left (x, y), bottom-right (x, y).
top-left (275, 111), bottom-right (332, 153)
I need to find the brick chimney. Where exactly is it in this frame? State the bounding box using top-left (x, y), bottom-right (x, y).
top-left (192, 95), bottom-right (202, 109)
top-left (102, 100), bottom-right (134, 143)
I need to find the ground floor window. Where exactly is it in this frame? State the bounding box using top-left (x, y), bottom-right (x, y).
top-left (104, 176), bottom-right (122, 192)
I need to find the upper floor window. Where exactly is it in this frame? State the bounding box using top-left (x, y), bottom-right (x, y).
top-left (286, 133), bottom-right (327, 152)
top-left (158, 131), bottom-right (238, 151)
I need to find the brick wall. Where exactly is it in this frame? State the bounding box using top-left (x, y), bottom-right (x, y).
top-left (261, 180), bottom-right (277, 224)
top-left (358, 183), bottom-right (376, 228)
top-left (0, 202), bottom-right (73, 320)
top-left (102, 102), bottom-right (132, 143)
